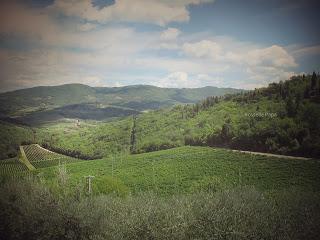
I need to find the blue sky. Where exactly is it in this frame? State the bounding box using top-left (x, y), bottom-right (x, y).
top-left (0, 0), bottom-right (319, 92)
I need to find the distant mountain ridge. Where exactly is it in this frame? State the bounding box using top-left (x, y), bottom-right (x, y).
top-left (0, 84), bottom-right (245, 124)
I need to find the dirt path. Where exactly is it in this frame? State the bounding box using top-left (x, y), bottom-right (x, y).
top-left (230, 149), bottom-right (315, 160)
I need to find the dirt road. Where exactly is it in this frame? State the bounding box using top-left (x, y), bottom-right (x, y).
top-left (230, 149), bottom-right (315, 160)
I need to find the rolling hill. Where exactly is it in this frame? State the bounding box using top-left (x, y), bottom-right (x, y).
top-left (2, 145), bottom-right (320, 239)
top-left (38, 146), bottom-right (320, 196)
top-left (32, 74), bottom-right (320, 160)
top-left (0, 84), bottom-right (244, 119)
top-left (1, 73), bottom-right (319, 160)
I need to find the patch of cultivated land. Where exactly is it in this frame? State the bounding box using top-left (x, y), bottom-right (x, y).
top-left (21, 144), bottom-right (82, 168)
top-left (39, 146), bottom-right (320, 195)
top-left (0, 157), bottom-right (29, 177)
top-left (0, 144), bottom-right (82, 178)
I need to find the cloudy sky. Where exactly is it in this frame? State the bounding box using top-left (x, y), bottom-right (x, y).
top-left (0, 0), bottom-right (319, 92)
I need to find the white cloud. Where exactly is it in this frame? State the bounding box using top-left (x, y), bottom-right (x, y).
top-left (241, 66), bottom-right (296, 89)
top-left (81, 76), bottom-right (105, 86)
top-left (78, 22), bottom-right (97, 31)
top-left (0, 1), bottom-right (315, 92)
top-left (182, 40), bottom-right (296, 68)
top-left (160, 28), bottom-right (181, 41)
top-left (180, 39), bottom-right (298, 88)
top-left (156, 71), bottom-right (193, 88)
top-left (246, 45), bottom-right (297, 68)
top-left (154, 72), bottom-right (224, 88)
top-left (51, 0), bottom-right (214, 26)
top-left (183, 40), bottom-right (222, 58)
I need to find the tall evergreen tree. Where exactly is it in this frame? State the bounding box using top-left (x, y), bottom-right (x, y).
top-left (311, 71), bottom-right (317, 90)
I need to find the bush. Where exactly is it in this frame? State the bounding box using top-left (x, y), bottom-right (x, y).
top-left (0, 179), bottom-right (320, 240)
top-left (93, 176), bottom-right (129, 197)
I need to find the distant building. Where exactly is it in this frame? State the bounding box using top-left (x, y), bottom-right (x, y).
top-left (76, 119), bottom-right (80, 127)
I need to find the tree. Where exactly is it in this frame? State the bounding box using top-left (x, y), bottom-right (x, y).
top-left (304, 85), bottom-right (311, 98)
top-left (221, 123), bottom-right (232, 142)
top-left (295, 93), bottom-right (302, 112)
top-left (286, 96), bottom-right (296, 117)
top-left (311, 71), bottom-right (317, 90)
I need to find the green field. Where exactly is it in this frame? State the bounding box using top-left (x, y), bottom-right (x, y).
top-left (38, 146), bottom-right (320, 196)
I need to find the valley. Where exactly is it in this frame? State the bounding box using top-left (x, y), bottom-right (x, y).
top-left (1, 74), bottom-right (320, 239)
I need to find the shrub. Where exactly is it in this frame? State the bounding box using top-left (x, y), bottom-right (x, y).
top-left (93, 176), bottom-right (129, 197)
top-left (1, 179), bottom-right (320, 240)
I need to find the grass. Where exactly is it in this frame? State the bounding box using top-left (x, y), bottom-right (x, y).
top-left (37, 118), bottom-right (133, 158)
top-left (39, 146), bottom-right (320, 196)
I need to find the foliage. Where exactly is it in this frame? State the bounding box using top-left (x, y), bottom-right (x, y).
top-left (0, 178), bottom-right (320, 240)
top-left (1, 73), bottom-right (320, 161)
top-left (0, 121), bottom-right (34, 159)
top-left (93, 176), bottom-right (129, 197)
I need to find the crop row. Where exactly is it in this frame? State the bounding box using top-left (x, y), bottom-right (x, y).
top-left (0, 158), bottom-right (29, 177)
top-left (32, 157), bottom-right (81, 168)
top-left (21, 144), bottom-right (82, 169)
top-left (23, 144), bottom-right (65, 162)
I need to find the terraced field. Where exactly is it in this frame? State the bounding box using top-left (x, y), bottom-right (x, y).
top-left (39, 146), bottom-right (320, 196)
top-left (21, 144), bottom-right (81, 168)
top-left (0, 144), bottom-right (82, 177)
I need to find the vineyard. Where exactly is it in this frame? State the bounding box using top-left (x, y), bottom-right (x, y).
top-left (0, 157), bottom-right (29, 177)
top-left (21, 144), bottom-right (81, 168)
top-left (39, 146), bottom-right (320, 196)
top-left (0, 144), bottom-right (82, 177)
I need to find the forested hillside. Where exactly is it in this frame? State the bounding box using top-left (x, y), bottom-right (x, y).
top-left (1, 73), bottom-right (319, 160)
top-left (133, 73), bottom-right (320, 158)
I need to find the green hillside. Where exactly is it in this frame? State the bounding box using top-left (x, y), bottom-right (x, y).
top-left (35, 73), bottom-right (320, 159)
top-left (0, 121), bottom-right (33, 159)
top-left (2, 146), bottom-right (320, 240)
top-left (18, 103), bottom-right (140, 125)
top-left (1, 73), bottom-right (319, 160)
top-left (39, 146), bottom-right (320, 196)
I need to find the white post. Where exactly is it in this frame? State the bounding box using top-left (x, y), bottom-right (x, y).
top-left (85, 175), bottom-right (95, 194)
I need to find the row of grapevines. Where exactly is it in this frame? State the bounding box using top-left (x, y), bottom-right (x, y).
top-left (22, 144), bottom-right (82, 169)
top-left (0, 158), bottom-right (29, 177)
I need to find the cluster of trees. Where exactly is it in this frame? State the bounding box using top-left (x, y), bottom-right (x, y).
top-left (135, 141), bottom-right (178, 154)
top-left (41, 143), bottom-right (103, 160)
top-left (172, 96), bottom-right (223, 120)
top-left (130, 116), bottom-right (137, 153)
top-left (184, 73), bottom-right (320, 158)
top-left (193, 96), bottom-right (221, 113)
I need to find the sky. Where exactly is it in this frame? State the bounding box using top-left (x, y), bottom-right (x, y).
top-left (0, 0), bottom-right (319, 92)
